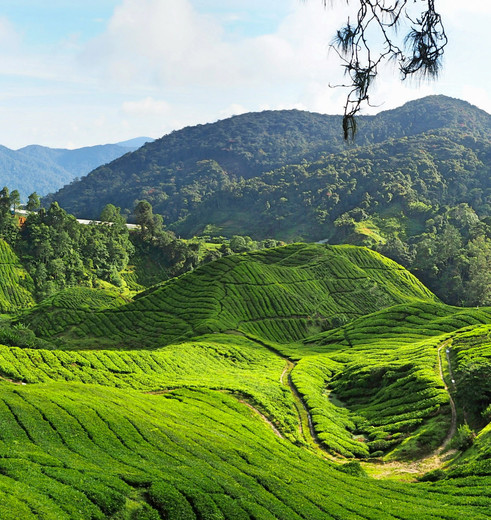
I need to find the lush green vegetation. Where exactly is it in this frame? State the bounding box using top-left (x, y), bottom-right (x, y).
top-left (0, 240), bottom-right (489, 518)
top-left (45, 96), bottom-right (490, 223)
top-left (0, 94), bottom-right (490, 517)
top-left (19, 243), bottom-right (437, 349)
top-left (0, 239), bottom-right (34, 313)
top-left (297, 302), bottom-right (491, 459)
top-left (41, 95), bottom-right (491, 306)
top-left (1, 381), bottom-right (490, 520)
top-left (0, 187), bottom-right (286, 310)
top-left (449, 325), bottom-right (491, 424)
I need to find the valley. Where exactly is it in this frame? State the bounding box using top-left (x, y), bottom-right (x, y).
top-left (0, 95), bottom-right (489, 519)
top-left (0, 237), bottom-right (490, 519)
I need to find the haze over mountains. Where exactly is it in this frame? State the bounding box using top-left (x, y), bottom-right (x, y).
top-left (0, 137), bottom-right (153, 200)
top-left (44, 95), bottom-right (490, 241)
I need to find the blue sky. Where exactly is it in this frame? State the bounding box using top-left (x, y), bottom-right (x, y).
top-left (0, 0), bottom-right (490, 149)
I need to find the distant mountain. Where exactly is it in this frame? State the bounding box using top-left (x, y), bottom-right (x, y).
top-left (0, 138), bottom-right (154, 200)
top-left (115, 137), bottom-right (154, 148)
top-left (44, 95), bottom-right (490, 231)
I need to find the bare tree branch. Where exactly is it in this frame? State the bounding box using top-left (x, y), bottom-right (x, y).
top-left (324, 1), bottom-right (447, 139)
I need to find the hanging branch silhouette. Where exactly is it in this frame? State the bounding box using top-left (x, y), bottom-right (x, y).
top-left (324, 0), bottom-right (447, 139)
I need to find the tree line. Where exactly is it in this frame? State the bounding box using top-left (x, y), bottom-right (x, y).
top-left (0, 188), bottom-right (283, 299)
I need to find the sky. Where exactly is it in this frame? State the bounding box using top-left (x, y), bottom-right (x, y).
top-left (0, 0), bottom-right (490, 149)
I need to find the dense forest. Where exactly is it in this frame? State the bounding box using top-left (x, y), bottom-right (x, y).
top-left (44, 96), bottom-right (489, 222)
top-left (0, 188), bottom-right (283, 302)
top-left (39, 95), bottom-right (491, 307)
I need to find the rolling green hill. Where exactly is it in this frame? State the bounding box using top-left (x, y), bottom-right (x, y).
top-left (1, 244), bottom-right (490, 518)
top-left (1, 379), bottom-right (490, 520)
top-left (38, 96), bottom-right (491, 307)
top-left (19, 243), bottom-right (438, 348)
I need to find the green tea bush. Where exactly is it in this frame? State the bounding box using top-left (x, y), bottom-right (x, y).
top-left (0, 239), bottom-right (35, 313)
top-left (450, 424), bottom-right (475, 451)
top-left (19, 244), bottom-right (440, 349)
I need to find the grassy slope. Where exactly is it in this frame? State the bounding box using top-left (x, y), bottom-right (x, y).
top-left (1, 244), bottom-right (490, 518)
top-left (20, 243), bottom-right (437, 349)
top-left (0, 239), bottom-right (34, 313)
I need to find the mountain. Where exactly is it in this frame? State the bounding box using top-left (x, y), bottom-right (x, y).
top-left (175, 128), bottom-right (490, 240)
top-left (0, 138), bottom-right (153, 200)
top-left (43, 95), bottom-right (491, 226)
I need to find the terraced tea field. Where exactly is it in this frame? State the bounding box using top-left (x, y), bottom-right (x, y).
top-left (21, 244), bottom-right (438, 349)
top-left (1, 381), bottom-right (490, 520)
top-left (1, 243), bottom-right (490, 518)
top-left (0, 239), bottom-right (34, 313)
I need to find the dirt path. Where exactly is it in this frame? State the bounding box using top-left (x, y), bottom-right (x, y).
top-left (224, 330), bottom-right (463, 474)
top-left (239, 400), bottom-right (284, 438)
top-left (437, 340), bottom-right (457, 452)
top-left (280, 361), bottom-right (291, 385)
top-left (0, 374), bottom-right (26, 385)
top-left (226, 331), bottom-right (330, 453)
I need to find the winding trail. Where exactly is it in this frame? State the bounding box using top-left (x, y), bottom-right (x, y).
top-left (148, 329), bottom-right (461, 477)
top-left (369, 339), bottom-right (459, 480)
top-left (437, 340), bottom-right (457, 452)
top-left (235, 331), bottom-right (463, 476)
top-left (231, 331), bottom-right (334, 457)
top-left (239, 400), bottom-right (284, 439)
top-left (0, 374), bottom-right (26, 385)
top-left (147, 385), bottom-right (284, 438)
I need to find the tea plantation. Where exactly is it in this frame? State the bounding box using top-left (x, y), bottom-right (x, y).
top-left (0, 243), bottom-right (490, 518)
top-left (20, 243), bottom-right (437, 349)
top-left (0, 239), bottom-right (34, 313)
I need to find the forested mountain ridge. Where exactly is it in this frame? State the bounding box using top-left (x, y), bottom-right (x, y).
top-left (44, 95), bottom-right (490, 222)
top-left (175, 129), bottom-right (490, 240)
top-left (0, 138), bottom-right (153, 199)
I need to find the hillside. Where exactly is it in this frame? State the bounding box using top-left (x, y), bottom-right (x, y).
top-left (44, 95), bottom-right (491, 227)
top-left (0, 244), bottom-right (490, 518)
top-left (174, 129), bottom-right (491, 240)
top-left (19, 243), bottom-right (438, 349)
top-left (0, 138), bottom-right (152, 199)
top-left (0, 239), bottom-right (34, 313)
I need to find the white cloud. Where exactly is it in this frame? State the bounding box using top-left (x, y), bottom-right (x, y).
top-left (218, 103), bottom-right (248, 119)
top-left (80, 0), bottom-right (348, 90)
top-left (122, 97), bottom-right (170, 116)
top-left (458, 86), bottom-right (491, 114)
top-left (0, 16), bottom-right (20, 47)
top-left (441, 0), bottom-right (491, 15)
top-left (1, 0), bottom-right (488, 150)
top-left (81, 0), bottom-right (226, 86)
